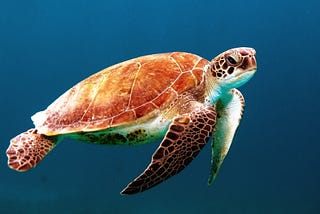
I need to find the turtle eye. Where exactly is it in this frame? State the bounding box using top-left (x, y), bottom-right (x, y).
top-left (226, 53), bottom-right (241, 66)
top-left (227, 56), bottom-right (237, 65)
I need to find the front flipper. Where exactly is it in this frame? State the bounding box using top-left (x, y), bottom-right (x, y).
top-left (121, 104), bottom-right (216, 195)
top-left (208, 89), bottom-right (245, 185)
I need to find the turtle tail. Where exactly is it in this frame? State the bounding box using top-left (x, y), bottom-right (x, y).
top-left (6, 128), bottom-right (59, 172)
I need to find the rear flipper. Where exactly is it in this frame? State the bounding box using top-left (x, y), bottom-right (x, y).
top-left (6, 128), bottom-right (58, 172)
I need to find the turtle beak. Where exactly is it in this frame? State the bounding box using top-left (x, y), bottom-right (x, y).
top-left (248, 48), bottom-right (257, 71)
top-left (251, 49), bottom-right (257, 70)
top-left (241, 47), bottom-right (257, 73)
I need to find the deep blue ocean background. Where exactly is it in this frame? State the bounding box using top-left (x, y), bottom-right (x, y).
top-left (1, 0), bottom-right (319, 213)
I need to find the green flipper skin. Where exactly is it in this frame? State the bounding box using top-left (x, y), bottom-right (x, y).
top-left (121, 104), bottom-right (216, 195)
top-left (208, 89), bottom-right (245, 185)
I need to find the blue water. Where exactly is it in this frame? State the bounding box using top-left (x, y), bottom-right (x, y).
top-left (1, 0), bottom-right (319, 213)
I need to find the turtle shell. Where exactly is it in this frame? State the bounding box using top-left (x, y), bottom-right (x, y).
top-left (32, 52), bottom-right (209, 135)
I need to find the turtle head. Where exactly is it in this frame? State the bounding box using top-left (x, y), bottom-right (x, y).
top-left (210, 47), bottom-right (257, 90)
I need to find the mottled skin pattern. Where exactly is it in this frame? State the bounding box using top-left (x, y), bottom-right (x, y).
top-left (122, 104), bottom-right (216, 194)
top-left (211, 48), bottom-right (253, 78)
top-left (7, 129), bottom-right (56, 171)
top-left (6, 47), bottom-right (257, 195)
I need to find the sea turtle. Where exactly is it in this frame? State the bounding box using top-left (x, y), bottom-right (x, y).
top-left (6, 47), bottom-right (257, 194)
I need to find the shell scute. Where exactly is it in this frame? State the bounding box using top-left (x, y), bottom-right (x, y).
top-left (112, 110), bottom-right (136, 125)
top-left (134, 103), bottom-right (157, 119)
top-left (128, 58), bottom-right (181, 109)
top-left (170, 52), bottom-right (198, 71)
top-left (152, 89), bottom-right (177, 107)
top-left (171, 72), bottom-right (197, 93)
